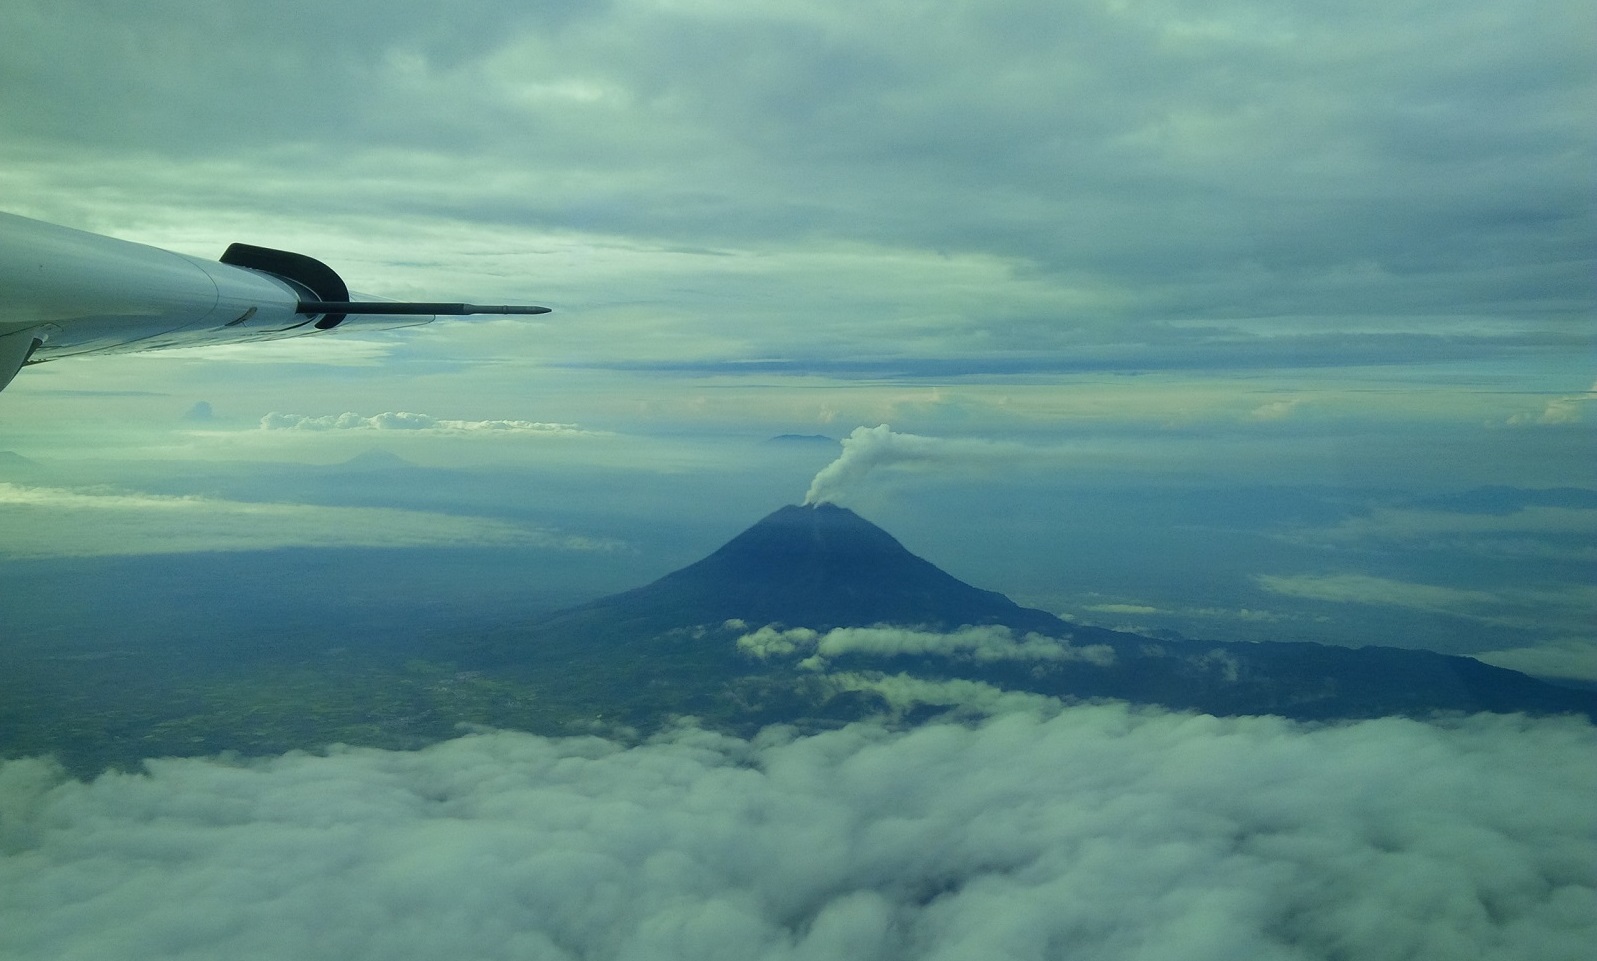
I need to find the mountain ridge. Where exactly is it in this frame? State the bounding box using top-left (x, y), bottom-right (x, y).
top-left (492, 502), bottom-right (1597, 726)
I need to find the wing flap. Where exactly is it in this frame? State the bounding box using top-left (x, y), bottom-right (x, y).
top-left (0, 328), bottom-right (45, 393)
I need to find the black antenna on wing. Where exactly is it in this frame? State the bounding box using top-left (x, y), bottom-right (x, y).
top-left (294, 302), bottom-right (552, 316)
top-left (221, 242), bottom-right (551, 329)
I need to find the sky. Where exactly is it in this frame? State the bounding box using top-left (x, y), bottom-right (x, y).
top-left (0, 1), bottom-right (1593, 954)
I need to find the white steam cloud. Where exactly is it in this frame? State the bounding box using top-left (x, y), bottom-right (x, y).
top-left (803, 425), bottom-right (1019, 505)
top-left (2, 705), bottom-right (1592, 960)
top-left (260, 412), bottom-right (586, 433)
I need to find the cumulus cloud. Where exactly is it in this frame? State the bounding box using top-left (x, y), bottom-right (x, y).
top-left (737, 625), bottom-right (821, 659)
top-left (736, 624), bottom-right (1115, 669)
top-left (1247, 398), bottom-right (1304, 421)
top-left (803, 425), bottom-right (1033, 505)
top-left (816, 625), bottom-right (1107, 664)
top-left (260, 411), bottom-right (587, 433)
top-left (1, 706), bottom-right (1592, 961)
top-left (1507, 382), bottom-right (1596, 426)
top-left (0, 483), bottom-right (622, 557)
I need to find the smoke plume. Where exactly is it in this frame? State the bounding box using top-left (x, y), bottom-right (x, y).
top-left (804, 425), bottom-right (974, 505)
top-left (802, 425), bottom-right (1052, 505)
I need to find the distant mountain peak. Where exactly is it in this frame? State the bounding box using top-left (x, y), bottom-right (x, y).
top-left (334, 448), bottom-right (417, 472)
top-left (0, 450), bottom-right (47, 480)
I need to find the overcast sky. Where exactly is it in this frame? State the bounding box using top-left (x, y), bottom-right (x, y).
top-left (1, 0), bottom-right (1590, 409)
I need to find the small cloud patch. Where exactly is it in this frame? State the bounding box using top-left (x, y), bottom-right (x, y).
top-left (260, 411), bottom-right (588, 433)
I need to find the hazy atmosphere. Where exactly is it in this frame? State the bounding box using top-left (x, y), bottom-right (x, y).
top-left (2, 0), bottom-right (1593, 957)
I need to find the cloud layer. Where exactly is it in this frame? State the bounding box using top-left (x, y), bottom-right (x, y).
top-left (0, 483), bottom-right (615, 557)
top-left (260, 411), bottom-right (586, 433)
top-left (2, 705), bottom-right (1592, 961)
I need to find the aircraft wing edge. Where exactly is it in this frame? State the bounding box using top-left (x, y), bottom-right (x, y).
top-left (0, 328), bottom-right (45, 393)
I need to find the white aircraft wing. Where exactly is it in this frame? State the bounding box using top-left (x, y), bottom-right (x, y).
top-left (0, 211), bottom-right (550, 393)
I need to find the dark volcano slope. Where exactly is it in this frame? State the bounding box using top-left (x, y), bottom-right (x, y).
top-left (531, 503), bottom-right (1068, 641)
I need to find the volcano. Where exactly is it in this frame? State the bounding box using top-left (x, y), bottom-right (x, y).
top-left (489, 503), bottom-right (1597, 728)
top-left (535, 503), bottom-right (1066, 638)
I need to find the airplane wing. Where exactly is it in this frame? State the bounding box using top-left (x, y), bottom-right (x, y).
top-left (0, 211), bottom-right (550, 393)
